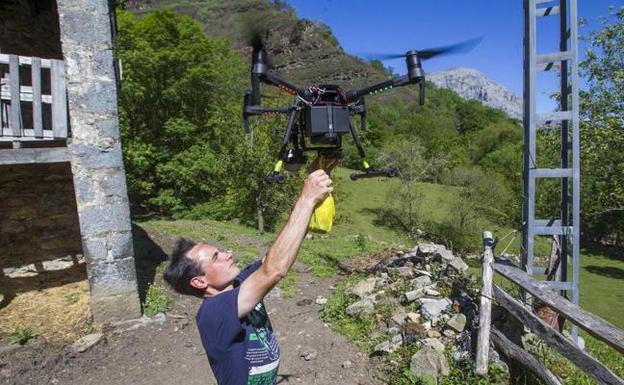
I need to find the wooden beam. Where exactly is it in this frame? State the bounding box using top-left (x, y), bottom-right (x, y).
top-left (0, 147), bottom-right (69, 165)
top-left (494, 285), bottom-right (624, 385)
top-left (493, 263), bottom-right (624, 353)
top-left (51, 59), bottom-right (67, 139)
top-left (32, 57), bottom-right (43, 138)
top-left (0, 54), bottom-right (53, 68)
top-left (9, 55), bottom-right (21, 137)
top-left (476, 231), bottom-right (495, 375)
top-left (491, 327), bottom-right (563, 385)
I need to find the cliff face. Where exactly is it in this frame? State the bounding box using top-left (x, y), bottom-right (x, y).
top-left (428, 67), bottom-right (523, 119)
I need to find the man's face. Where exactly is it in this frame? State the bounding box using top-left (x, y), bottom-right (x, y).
top-left (188, 243), bottom-right (241, 293)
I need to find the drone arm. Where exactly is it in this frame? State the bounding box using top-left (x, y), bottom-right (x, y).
top-left (262, 71), bottom-right (306, 98)
top-left (345, 75), bottom-right (410, 102)
top-left (245, 106), bottom-right (291, 115)
top-left (242, 99), bottom-right (290, 133)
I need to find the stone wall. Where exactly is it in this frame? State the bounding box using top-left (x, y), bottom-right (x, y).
top-left (0, 162), bottom-right (82, 267)
top-left (58, 0), bottom-right (141, 323)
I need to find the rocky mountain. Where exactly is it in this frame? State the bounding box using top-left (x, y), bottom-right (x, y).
top-left (428, 67), bottom-right (523, 119)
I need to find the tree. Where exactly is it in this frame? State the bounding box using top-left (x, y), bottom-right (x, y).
top-left (377, 138), bottom-right (448, 238)
top-left (578, 6), bottom-right (624, 244)
top-left (116, 9), bottom-right (300, 229)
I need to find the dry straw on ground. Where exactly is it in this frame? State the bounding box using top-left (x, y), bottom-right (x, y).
top-left (0, 280), bottom-right (94, 345)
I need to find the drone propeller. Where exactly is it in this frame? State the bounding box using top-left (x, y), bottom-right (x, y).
top-left (363, 36), bottom-right (482, 61)
top-left (241, 14), bottom-right (274, 105)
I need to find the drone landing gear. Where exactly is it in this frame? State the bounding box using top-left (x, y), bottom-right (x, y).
top-left (350, 166), bottom-right (398, 181)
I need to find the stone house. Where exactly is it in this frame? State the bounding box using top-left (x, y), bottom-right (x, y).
top-left (0, 0), bottom-right (141, 322)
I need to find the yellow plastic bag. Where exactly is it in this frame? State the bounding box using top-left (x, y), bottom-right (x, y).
top-left (309, 194), bottom-right (335, 233)
top-left (308, 154), bottom-right (337, 233)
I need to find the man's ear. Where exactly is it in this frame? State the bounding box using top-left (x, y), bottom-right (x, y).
top-left (190, 275), bottom-right (208, 290)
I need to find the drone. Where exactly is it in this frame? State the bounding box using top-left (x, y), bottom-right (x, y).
top-left (242, 32), bottom-right (481, 182)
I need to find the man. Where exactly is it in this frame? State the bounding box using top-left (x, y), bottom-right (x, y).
top-left (163, 170), bottom-right (333, 385)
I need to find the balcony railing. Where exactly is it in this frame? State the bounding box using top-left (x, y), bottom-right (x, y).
top-left (0, 53), bottom-right (68, 144)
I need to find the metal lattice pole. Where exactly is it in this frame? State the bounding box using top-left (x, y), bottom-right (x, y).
top-left (521, 0), bottom-right (581, 343)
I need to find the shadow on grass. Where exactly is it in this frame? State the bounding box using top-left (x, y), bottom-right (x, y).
top-left (132, 224), bottom-right (168, 304)
top-left (582, 241), bottom-right (624, 262)
top-left (359, 207), bottom-right (410, 233)
top-left (584, 265), bottom-right (624, 280)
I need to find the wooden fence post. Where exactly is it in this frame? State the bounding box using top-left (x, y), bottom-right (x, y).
top-left (476, 230), bottom-right (495, 375)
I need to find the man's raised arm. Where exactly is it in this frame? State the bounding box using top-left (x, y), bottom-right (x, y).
top-left (237, 170), bottom-right (332, 317)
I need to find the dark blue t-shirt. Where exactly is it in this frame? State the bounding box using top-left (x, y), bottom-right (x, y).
top-left (196, 260), bottom-right (280, 385)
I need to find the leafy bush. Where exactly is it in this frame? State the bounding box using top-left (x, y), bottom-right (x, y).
top-left (10, 326), bottom-right (37, 345)
top-left (143, 284), bottom-right (171, 317)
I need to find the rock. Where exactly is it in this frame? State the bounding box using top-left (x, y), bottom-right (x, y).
top-left (395, 266), bottom-right (414, 278)
top-left (410, 346), bottom-right (450, 379)
top-left (350, 277), bottom-right (378, 299)
top-left (0, 369), bottom-right (11, 378)
top-left (411, 275), bottom-right (432, 290)
top-left (446, 314), bottom-right (467, 332)
top-left (373, 338), bottom-right (402, 355)
top-left (434, 249), bottom-right (455, 263)
top-left (300, 349), bottom-right (318, 361)
top-left (346, 297), bottom-right (375, 316)
top-left (70, 333), bottom-right (103, 353)
top-left (427, 330), bottom-right (441, 338)
top-left (425, 288), bottom-right (441, 297)
top-left (370, 290), bottom-right (386, 304)
top-left (342, 360), bottom-right (352, 369)
top-left (422, 338), bottom-right (445, 353)
top-left (388, 327), bottom-right (401, 335)
top-left (315, 296), bottom-right (327, 305)
top-left (448, 257), bottom-right (469, 273)
top-left (373, 340), bottom-right (390, 354)
top-left (428, 67), bottom-right (523, 120)
top-left (420, 298), bottom-right (452, 322)
top-left (389, 312), bottom-right (407, 328)
top-left (417, 243), bottom-right (443, 257)
top-left (406, 312), bottom-right (421, 323)
top-left (153, 312), bottom-right (167, 324)
top-left (405, 288), bottom-right (427, 302)
top-left (443, 329), bottom-right (456, 338)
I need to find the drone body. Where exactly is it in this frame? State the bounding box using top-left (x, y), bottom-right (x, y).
top-left (242, 35), bottom-right (481, 181)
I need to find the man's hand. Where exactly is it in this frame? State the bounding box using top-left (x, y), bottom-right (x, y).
top-left (301, 169), bottom-right (333, 206)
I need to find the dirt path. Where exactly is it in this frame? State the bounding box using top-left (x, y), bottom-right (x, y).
top-left (0, 263), bottom-right (381, 385)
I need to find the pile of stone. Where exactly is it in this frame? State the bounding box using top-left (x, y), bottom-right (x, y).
top-left (338, 242), bottom-right (483, 381)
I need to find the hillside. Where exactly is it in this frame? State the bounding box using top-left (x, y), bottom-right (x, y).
top-left (127, 0), bottom-right (391, 89)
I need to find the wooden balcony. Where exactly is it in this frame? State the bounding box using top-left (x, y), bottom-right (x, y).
top-left (0, 53), bottom-right (69, 165)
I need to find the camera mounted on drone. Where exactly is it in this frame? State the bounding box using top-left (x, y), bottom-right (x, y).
top-left (242, 27), bottom-right (481, 182)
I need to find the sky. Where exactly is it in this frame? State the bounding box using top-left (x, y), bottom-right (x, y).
top-left (285, 0), bottom-right (621, 112)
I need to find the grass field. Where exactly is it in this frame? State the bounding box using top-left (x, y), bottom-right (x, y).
top-left (140, 167), bottom-right (624, 327)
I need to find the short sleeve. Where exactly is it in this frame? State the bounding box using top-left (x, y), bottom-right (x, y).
top-left (196, 288), bottom-right (244, 348)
